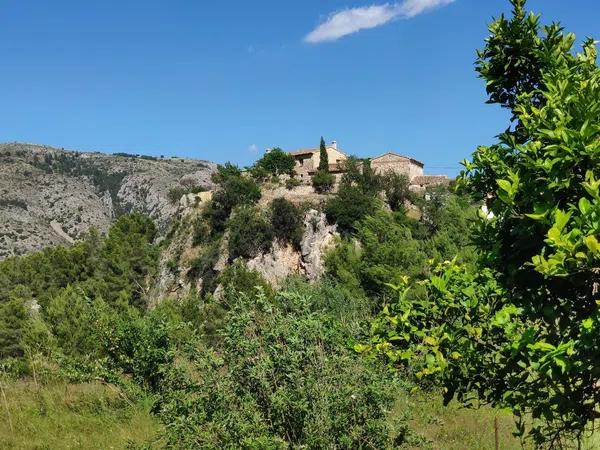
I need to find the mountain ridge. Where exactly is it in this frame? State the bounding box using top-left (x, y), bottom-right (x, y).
top-left (0, 142), bottom-right (216, 259)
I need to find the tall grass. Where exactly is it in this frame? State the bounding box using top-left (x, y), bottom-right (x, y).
top-left (0, 381), bottom-right (161, 450)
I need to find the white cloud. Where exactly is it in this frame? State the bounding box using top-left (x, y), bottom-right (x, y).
top-left (304, 0), bottom-right (455, 44)
top-left (248, 144), bottom-right (258, 153)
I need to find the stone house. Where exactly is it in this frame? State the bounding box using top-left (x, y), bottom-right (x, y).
top-left (371, 152), bottom-right (424, 180)
top-left (290, 141), bottom-right (348, 184)
top-left (285, 141), bottom-right (449, 189)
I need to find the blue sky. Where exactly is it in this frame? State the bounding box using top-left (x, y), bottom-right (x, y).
top-left (1, 1), bottom-right (599, 175)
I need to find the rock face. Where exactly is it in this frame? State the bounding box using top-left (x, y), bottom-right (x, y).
top-left (247, 210), bottom-right (337, 285)
top-left (150, 208), bottom-right (339, 303)
top-left (300, 210), bottom-right (338, 281)
top-left (0, 142), bottom-right (215, 259)
top-left (247, 241), bottom-right (302, 286)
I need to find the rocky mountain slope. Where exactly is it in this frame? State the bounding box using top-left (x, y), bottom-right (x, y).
top-left (149, 189), bottom-right (339, 305)
top-left (0, 143), bottom-right (215, 259)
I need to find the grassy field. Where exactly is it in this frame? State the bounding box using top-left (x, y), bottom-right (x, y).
top-left (2, 380), bottom-right (599, 449)
top-left (0, 380), bottom-right (161, 450)
top-left (397, 389), bottom-right (524, 450)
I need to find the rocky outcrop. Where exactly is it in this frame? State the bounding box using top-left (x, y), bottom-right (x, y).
top-left (247, 210), bottom-right (337, 285)
top-left (247, 241), bottom-right (302, 286)
top-left (0, 143), bottom-right (215, 259)
top-left (151, 207), bottom-right (339, 303)
top-left (300, 210), bottom-right (338, 281)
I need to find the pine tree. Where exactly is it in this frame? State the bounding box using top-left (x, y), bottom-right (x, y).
top-left (318, 136), bottom-right (329, 172)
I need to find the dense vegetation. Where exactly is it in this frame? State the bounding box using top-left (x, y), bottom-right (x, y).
top-left (2, 1), bottom-right (598, 448)
top-left (362, 1), bottom-right (600, 448)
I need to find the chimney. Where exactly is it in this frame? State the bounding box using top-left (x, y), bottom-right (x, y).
top-left (331, 140), bottom-right (337, 150)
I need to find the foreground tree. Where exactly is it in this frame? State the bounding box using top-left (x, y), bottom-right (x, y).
top-left (367, 1), bottom-right (600, 447)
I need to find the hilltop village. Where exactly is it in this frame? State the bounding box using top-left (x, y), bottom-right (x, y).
top-left (285, 140), bottom-right (449, 191)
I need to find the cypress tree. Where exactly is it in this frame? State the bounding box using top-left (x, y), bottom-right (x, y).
top-left (318, 136), bottom-right (329, 172)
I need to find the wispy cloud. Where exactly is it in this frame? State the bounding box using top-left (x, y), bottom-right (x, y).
top-left (248, 144), bottom-right (258, 153)
top-left (304, 0), bottom-right (455, 44)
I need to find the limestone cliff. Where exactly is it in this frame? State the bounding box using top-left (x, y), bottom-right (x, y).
top-left (0, 143), bottom-right (215, 259)
top-left (150, 196), bottom-right (338, 304)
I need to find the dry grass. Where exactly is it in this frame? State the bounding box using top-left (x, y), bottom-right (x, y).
top-left (0, 380), bottom-right (162, 450)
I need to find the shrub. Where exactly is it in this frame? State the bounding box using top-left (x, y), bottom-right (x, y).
top-left (269, 197), bottom-right (303, 248)
top-left (191, 216), bottom-right (210, 247)
top-left (380, 170), bottom-right (412, 212)
top-left (218, 261), bottom-right (273, 306)
top-left (228, 207), bottom-right (273, 259)
top-left (211, 162), bottom-right (242, 184)
top-left (157, 289), bottom-right (406, 449)
top-left (324, 185), bottom-right (379, 233)
top-left (167, 187), bottom-right (186, 205)
top-left (311, 170), bottom-right (334, 194)
top-left (206, 176), bottom-right (261, 233)
top-left (101, 308), bottom-right (174, 391)
top-left (285, 177), bottom-right (301, 190)
top-left (188, 240), bottom-right (221, 295)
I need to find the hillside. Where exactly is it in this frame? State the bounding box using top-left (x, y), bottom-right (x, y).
top-left (0, 143), bottom-right (215, 259)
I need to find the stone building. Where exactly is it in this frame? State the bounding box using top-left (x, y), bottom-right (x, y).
top-left (290, 141), bottom-right (348, 184)
top-left (285, 141), bottom-right (449, 189)
top-left (371, 152), bottom-right (424, 180)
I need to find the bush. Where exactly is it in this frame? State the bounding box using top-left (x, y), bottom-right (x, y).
top-left (167, 187), bottom-right (186, 205)
top-left (206, 176), bottom-right (261, 233)
top-left (191, 216), bottom-right (210, 247)
top-left (168, 184), bottom-right (207, 206)
top-left (156, 289), bottom-right (406, 449)
top-left (101, 308), bottom-right (174, 391)
top-left (380, 171), bottom-right (412, 212)
top-left (325, 185), bottom-right (379, 233)
top-left (228, 207), bottom-right (273, 259)
top-left (211, 162), bottom-right (242, 184)
top-left (311, 170), bottom-right (335, 194)
top-left (188, 240), bottom-right (221, 295)
top-left (285, 177), bottom-right (301, 190)
top-left (270, 198), bottom-right (303, 248)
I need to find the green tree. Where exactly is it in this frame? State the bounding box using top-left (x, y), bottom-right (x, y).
top-left (211, 162), bottom-right (243, 184)
top-left (96, 214), bottom-right (159, 308)
top-left (311, 169), bottom-right (334, 194)
top-left (206, 175), bottom-right (261, 232)
top-left (254, 148), bottom-right (295, 177)
top-left (368, 1), bottom-right (600, 446)
top-left (0, 296), bottom-right (30, 359)
top-left (318, 136), bottom-right (328, 172)
top-left (380, 171), bottom-right (412, 212)
top-left (228, 206), bottom-right (273, 259)
top-left (325, 185), bottom-right (379, 233)
top-left (270, 197), bottom-right (304, 248)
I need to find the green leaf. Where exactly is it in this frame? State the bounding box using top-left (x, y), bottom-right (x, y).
top-left (579, 198), bottom-right (591, 215)
top-left (497, 179), bottom-right (512, 193)
top-left (554, 209), bottom-right (572, 232)
top-left (584, 235), bottom-right (599, 253)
